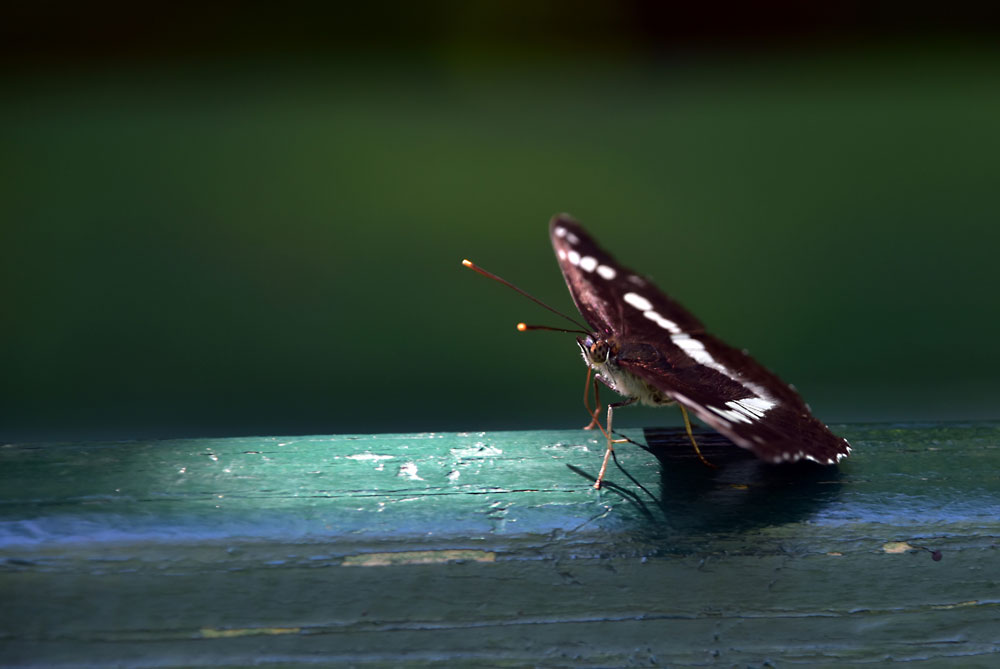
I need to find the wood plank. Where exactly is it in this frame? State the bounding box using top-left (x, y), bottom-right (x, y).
top-left (1, 423), bottom-right (999, 666)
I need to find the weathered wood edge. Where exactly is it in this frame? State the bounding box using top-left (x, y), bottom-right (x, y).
top-left (1, 423), bottom-right (999, 666)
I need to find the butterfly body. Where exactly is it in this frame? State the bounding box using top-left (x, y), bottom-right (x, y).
top-left (578, 336), bottom-right (674, 408)
top-left (550, 214), bottom-right (851, 466)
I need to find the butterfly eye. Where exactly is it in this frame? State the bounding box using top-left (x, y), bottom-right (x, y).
top-left (590, 340), bottom-right (610, 362)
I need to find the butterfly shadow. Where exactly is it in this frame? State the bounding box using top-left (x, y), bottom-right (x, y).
top-left (590, 426), bottom-right (845, 536)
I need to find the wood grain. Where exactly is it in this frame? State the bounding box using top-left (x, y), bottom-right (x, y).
top-left (1, 423), bottom-right (998, 665)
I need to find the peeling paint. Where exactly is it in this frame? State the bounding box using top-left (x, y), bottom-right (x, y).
top-left (450, 444), bottom-right (502, 458)
top-left (200, 626), bottom-right (300, 638)
top-left (346, 453), bottom-right (395, 461)
top-left (397, 462), bottom-right (424, 481)
top-left (342, 550), bottom-right (496, 567)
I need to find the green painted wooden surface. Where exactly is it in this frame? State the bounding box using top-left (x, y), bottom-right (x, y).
top-left (1, 423), bottom-right (999, 666)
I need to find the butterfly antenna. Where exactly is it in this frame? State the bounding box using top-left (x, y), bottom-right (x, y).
top-left (517, 323), bottom-right (587, 334)
top-left (462, 259), bottom-right (590, 332)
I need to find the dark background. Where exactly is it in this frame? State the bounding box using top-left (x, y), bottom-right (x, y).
top-left (3, 2), bottom-right (1000, 442)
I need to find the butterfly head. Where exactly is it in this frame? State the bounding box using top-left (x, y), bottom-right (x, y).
top-left (578, 334), bottom-right (617, 369)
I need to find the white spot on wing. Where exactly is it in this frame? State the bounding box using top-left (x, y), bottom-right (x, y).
top-left (554, 226), bottom-right (567, 238)
top-left (668, 333), bottom-right (778, 414)
top-left (672, 334), bottom-right (714, 365)
top-left (558, 249), bottom-right (567, 260)
top-left (579, 255), bottom-right (598, 272)
top-left (706, 398), bottom-right (776, 426)
top-left (567, 250), bottom-right (581, 266)
top-left (643, 310), bottom-right (682, 334)
top-left (566, 232), bottom-right (580, 244)
top-left (623, 292), bottom-right (653, 311)
top-left (673, 335), bottom-right (704, 352)
top-left (709, 405), bottom-right (753, 424)
top-left (597, 264), bottom-right (616, 279)
top-left (726, 397), bottom-right (775, 419)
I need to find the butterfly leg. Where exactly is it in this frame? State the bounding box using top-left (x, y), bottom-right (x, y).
top-left (582, 367), bottom-right (602, 430)
top-left (594, 398), bottom-right (636, 489)
top-left (679, 404), bottom-right (717, 469)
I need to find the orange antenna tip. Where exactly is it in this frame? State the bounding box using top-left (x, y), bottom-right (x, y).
top-left (462, 259), bottom-right (474, 268)
top-left (517, 322), bottom-right (527, 331)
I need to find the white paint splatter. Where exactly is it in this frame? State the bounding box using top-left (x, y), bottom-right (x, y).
top-left (449, 444), bottom-right (503, 458)
top-left (397, 462), bottom-right (424, 481)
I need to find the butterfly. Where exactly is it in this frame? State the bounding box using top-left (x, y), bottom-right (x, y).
top-left (465, 214), bottom-right (851, 488)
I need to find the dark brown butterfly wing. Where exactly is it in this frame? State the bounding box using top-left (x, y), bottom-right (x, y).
top-left (549, 215), bottom-right (706, 342)
top-left (549, 213), bottom-right (850, 464)
top-left (618, 335), bottom-right (851, 464)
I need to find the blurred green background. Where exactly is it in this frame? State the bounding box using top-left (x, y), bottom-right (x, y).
top-left (3, 3), bottom-right (1000, 442)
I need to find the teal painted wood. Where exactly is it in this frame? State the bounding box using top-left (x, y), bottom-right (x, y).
top-left (1, 423), bottom-right (999, 666)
